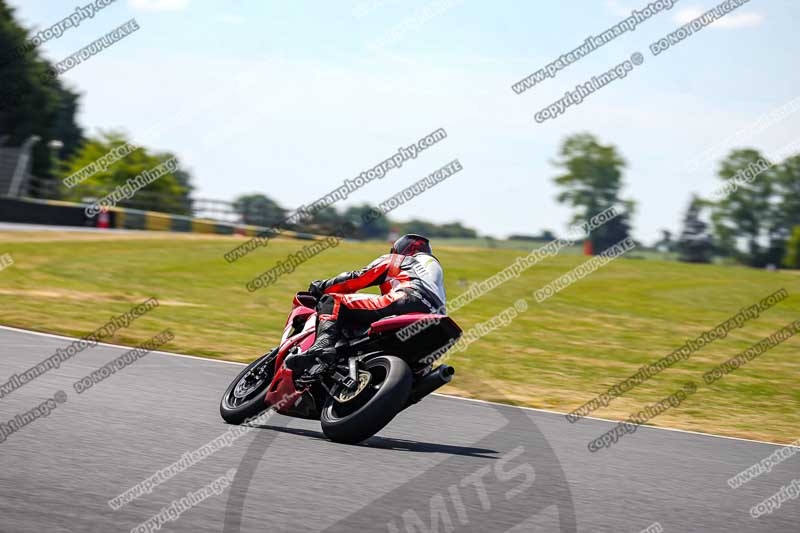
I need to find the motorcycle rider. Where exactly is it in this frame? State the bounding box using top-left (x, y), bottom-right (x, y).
top-left (285, 234), bottom-right (446, 375)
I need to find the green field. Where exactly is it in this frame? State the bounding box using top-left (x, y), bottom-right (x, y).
top-left (1, 230), bottom-right (798, 443)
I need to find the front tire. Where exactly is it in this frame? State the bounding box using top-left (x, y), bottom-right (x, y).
top-left (320, 355), bottom-right (412, 444)
top-left (220, 349), bottom-right (277, 424)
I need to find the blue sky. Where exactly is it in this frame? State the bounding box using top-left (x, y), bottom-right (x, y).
top-left (8, 0), bottom-right (800, 242)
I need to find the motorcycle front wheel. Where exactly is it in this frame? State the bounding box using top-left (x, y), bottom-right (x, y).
top-left (219, 348), bottom-right (278, 424)
top-left (320, 355), bottom-right (412, 444)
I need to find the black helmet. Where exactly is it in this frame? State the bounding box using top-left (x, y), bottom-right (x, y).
top-left (391, 233), bottom-right (432, 256)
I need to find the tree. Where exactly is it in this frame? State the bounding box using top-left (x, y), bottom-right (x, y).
top-left (677, 195), bottom-right (713, 263)
top-left (769, 155), bottom-right (800, 266)
top-left (509, 230), bottom-right (556, 241)
top-left (774, 155), bottom-right (800, 230)
top-left (397, 219), bottom-right (437, 237)
top-left (305, 205), bottom-right (345, 234)
top-left (438, 222), bottom-right (478, 239)
top-left (710, 149), bottom-right (775, 266)
top-left (654, 229), bottom-right (674, 253)
top-left (552, 133), bottom-right (635, 253)
top-left (58, 132), bottom-right (192, 214)
top-left (344, 204), bottom-right (391, 240)
top-left (233, 193), bottom-right (286, 227)
top-left (0, 1), bottom-right (83, 181)
top-left (783, 226), bottom-right (800, 269)
top-left (398, 219), bottom-right (477, 238)
top-left (47, 85), bottom-right (84, 160)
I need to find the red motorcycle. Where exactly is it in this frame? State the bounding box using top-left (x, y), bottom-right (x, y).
top-left (220, 292), bottom-right (462, 444)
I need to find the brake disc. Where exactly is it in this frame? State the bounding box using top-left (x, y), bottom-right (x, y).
top-left (334, 370), bottom-right (372, 403)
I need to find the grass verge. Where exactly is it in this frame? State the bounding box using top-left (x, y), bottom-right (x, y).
top-left (1, 230), bottom-right (798, 443)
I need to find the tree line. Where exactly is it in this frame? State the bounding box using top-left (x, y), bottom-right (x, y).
top-left (232, 193), bottom-right (478, 240)
top-left (550, 133), bottom-right (800, 269)
top-left (0, 2), bottom-right (191, 213)
top-left (5, 1), bottom-right (795, 260)
top-left (0, 1), bottom-right (82, 177)
top-left (1, 3), bottom-right (477, 238)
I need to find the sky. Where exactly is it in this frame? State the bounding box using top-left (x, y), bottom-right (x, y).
top-left (7, 0), bottom-right (800, 242)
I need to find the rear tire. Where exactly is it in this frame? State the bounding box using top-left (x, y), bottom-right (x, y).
top-left (320, 355), bottom-right (412, 444)
top-left (220, 349), bottom-right (277, 424)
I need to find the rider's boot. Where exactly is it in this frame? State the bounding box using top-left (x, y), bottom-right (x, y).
top-left (285, 319), bottom-right (339, 374)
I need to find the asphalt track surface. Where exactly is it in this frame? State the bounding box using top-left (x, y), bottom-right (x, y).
top-left (1, 326), bottom-right (798, 532)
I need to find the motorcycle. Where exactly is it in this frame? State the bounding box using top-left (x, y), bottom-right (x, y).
top-left (219, 291), bottom-right (462, 444)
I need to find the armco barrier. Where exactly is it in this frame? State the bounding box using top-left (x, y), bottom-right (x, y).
top-left (0, 196), bottom-right (328, 242)
top-left (122, 209), bottom-right (146, 230)
top-left (171, 216), bottom-right (192, 233)
top-left (145, 211), bottom-right (172, 232)
top-left (0, 197), bottom-right (94, 227)
top-left (191, 218), bottom-right (217, 234)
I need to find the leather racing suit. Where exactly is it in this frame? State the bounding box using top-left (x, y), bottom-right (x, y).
top-left (312, 251), bottom-right (446, 329)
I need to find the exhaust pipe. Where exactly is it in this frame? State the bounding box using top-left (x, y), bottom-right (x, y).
top-left (407, 365), bottom-right (455, 406)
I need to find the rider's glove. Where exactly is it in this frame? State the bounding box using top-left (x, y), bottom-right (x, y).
top-left (308, 280), bottom-right (325, 298)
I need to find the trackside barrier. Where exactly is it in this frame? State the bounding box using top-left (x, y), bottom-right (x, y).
top-left (0, 196), bottom-right (328, 241)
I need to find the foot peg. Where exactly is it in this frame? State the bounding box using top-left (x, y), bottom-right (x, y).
top-left (305, 362), bottom-right (329, 378)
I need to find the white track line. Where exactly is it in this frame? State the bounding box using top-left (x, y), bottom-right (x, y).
top-left (431, 393), bottom-right (800, 449)
top-left (2, 324), bottom-right (796, 449)
top-left (0, 324), bottom-right (246, 366)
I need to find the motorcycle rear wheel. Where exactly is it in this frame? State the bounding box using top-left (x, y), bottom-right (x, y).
top-left (320, 355), bottom-right (412, 444)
